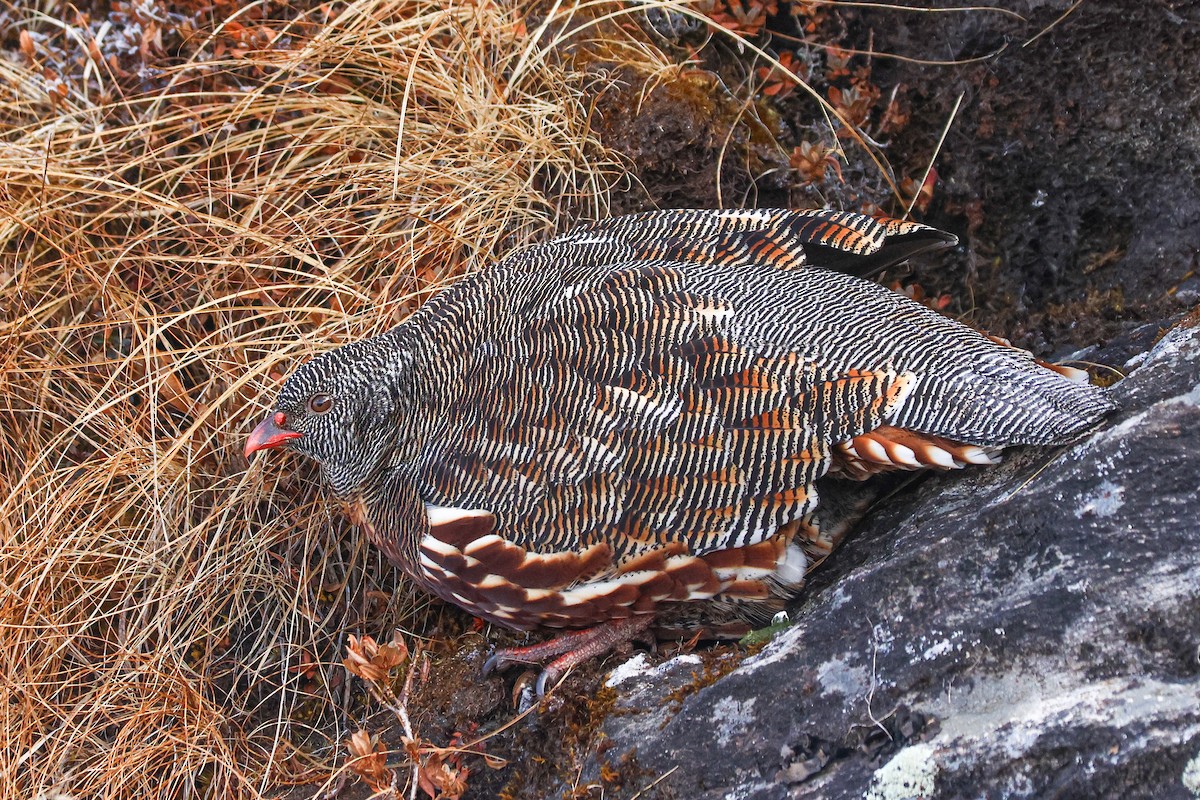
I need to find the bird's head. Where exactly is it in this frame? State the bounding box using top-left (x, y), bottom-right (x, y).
top-left (245, 339), bottom-right (414, 498)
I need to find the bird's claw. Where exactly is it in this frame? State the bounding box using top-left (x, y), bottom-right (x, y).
top-left (483, 650), bottom-right (556, 698)
top-left (534, 668), bottom-right (556, 697)
top-left (481, 651), bottom-right (508, 678)
top-left (482, 652), bottom-right (556, 700)
top-left (482, 618), bottom-right (654, 697)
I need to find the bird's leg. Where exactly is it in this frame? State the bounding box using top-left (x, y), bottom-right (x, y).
top-left (483, 615), bottom-right (654, 696)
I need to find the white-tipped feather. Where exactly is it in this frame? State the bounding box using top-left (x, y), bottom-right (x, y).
top-left (476, 574), bottom-right (508, 590)
top-left (775, 543), bottom-right (808, 586)
top-left (857, 437), bottom-right (889, 463)
top-left (922, 446), bottom-right (958, 469)
top-left (462, 534), bottom-right (506, 555)
top-left (425, 503), bottom-right (491, 527)
top-left (1053, 364), bottom-right (1089, 382)
top-left (419, 537), bottom-right (458, 557)
top-left (716, 565), bottom-right (774, 581)
top-left (418, 554), bottom-right (443, 575)
top-left (959, 446), bottom-right (1000, 465)
top-left (887, 442), bottom-right (919, 467)
top-left (560, 572), bottom-right (657, 607)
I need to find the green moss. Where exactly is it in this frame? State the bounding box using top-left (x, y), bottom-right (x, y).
top-left (738, 619), bottom-right (791, 649)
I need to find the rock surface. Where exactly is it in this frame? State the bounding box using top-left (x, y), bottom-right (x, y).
top-left (856, 0), bottom-right (1200, 354)
top-left (575, 316), bottom-right (1200, 799)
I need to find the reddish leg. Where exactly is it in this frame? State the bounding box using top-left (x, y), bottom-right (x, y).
top-left (482, 616), bottom-right (654, 696)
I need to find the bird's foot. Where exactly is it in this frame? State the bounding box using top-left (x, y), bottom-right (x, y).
top-left (482, 615), bottom-right (654, 696)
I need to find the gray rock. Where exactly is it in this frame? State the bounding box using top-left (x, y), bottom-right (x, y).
top-left (580, 317), bottom-right (1200, 799)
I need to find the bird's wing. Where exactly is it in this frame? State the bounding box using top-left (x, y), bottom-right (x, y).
top-left (411, 260), bottom-right (913, 567)
top-left (509, 207), bottom-right (957, 279)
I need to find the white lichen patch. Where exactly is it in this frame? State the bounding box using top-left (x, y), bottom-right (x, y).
top-left (816, 655), bottom-right (869, 697)
top-left (1147, 322), bottom-right (1200, 364)
top-left (604, 653), bottom-right (702, 688)
top-left (866, 742), bottom-right (938, 800)
top-left (872, 619), bottom-right (900, 656)
top-left (604, 653), bottom-right (652, 687)
top-left (926, 670), bottom-right (1200, 766)
top-left (903, 629), bottom-right (976, 663)
top-left (1099, 380), bottom-right (1200, 445)
top-left (722, 781), bottom-right (776, 800)
top-left (1184, 749), bottom-right (1200, 797)
top-left (712, 696), bottom-right (756, 746)
top-left (921, 638), bottom-right (955, 661)
top-left (1075, 480), bottom-right (1126, 519)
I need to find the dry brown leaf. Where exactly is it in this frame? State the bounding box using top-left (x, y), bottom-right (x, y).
top-left (347, 730), bottom-right (394, 794)
top-left (344, 631), bottom-right (410, 685)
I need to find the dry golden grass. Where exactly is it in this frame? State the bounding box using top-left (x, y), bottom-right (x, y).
top-left (0, 1), bottom-right (681, 796)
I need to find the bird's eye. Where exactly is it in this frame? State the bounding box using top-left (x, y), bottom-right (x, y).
top-left (308, 393), bottom-right (333, 414)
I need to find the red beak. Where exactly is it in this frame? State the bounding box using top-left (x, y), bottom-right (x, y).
top-left (245, 411), bottom-right (302, 458)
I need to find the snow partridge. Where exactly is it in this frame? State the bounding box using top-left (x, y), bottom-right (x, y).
top-left (245, 208), bottom-right (1114, 692)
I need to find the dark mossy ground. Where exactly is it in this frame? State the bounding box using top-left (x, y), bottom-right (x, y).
top-left (870, 0), bottom-right (1200, 354)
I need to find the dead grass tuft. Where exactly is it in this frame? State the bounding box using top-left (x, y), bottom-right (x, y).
top-left (0, 1), bottom-right (671, 796)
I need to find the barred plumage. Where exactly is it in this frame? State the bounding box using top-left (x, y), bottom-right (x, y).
top-left (246, 208), bottom-right (1114, 683)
